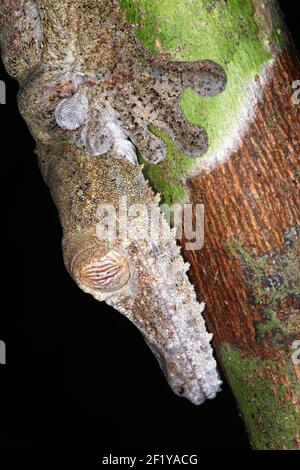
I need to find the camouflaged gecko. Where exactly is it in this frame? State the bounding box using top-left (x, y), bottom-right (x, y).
top-left (0, 0), bottom-right (226, 404)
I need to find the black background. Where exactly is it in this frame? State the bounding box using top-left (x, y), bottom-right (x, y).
top-left (0, 1), bottom-right (299, 453)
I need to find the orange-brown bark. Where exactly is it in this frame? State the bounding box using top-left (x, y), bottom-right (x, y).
top-left (183, 47), bottom-right (300, 449)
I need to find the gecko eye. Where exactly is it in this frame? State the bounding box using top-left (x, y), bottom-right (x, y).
top-left (79, 249), bottom-right (130, 293)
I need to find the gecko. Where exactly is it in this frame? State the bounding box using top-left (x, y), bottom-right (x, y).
top-left (0, 0), bottom-right (226, 404)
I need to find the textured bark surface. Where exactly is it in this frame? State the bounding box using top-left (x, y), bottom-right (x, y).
top-left (184, 47), bottom-right (300, 449)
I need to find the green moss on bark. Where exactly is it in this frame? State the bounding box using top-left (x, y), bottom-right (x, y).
top-left (220, 344), bottom-right (300, 450)
top-left (227, 227), bottom-right (300, 340)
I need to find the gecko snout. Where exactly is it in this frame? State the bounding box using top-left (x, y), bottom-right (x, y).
top-left (143, 333), bottom-right (222, 406)
top-left (163, 358), bottom-right (221, 405)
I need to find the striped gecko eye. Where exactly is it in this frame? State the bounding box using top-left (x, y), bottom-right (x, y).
top-left (79, 250), bottom-right (130, 293)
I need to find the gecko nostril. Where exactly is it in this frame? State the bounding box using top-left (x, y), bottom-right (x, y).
top-left (177, 386), bottom-right (186, 396)
top-left (80, 249), bottom-right (130, 293)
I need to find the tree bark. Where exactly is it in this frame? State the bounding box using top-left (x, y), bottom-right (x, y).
top-left (120, 0), bottom-right (300, 449)
top-left (185, 47), bottom-right (300, 450)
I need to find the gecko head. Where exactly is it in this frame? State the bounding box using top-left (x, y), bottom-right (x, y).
top-left (66, 237), bottom-right (222, 405)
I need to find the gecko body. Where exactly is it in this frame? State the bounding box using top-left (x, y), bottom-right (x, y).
top-left (0, 0), bottom-right (226, 403)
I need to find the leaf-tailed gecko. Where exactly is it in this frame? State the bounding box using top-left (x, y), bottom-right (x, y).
top-left (0, 0), bottom-right (227, 404)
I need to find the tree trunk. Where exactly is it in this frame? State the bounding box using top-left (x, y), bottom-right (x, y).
top-left (186, 47), bottom-right (300, 450)
top-left (120, 0), bottom-right (300, 450)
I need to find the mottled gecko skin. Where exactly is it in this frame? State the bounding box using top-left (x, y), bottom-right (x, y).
top-left (41, 143), bottom-right (222, 404)
top-left (0, 0), bottom-right (226, 404)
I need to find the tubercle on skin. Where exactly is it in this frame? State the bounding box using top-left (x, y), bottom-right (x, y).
top-left (0, 0), bottom-right (225, 404)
